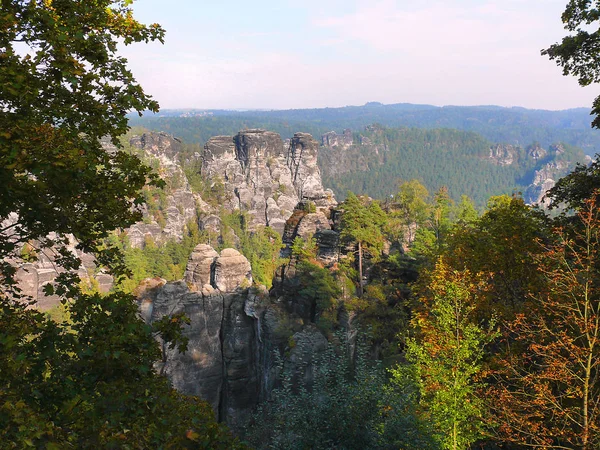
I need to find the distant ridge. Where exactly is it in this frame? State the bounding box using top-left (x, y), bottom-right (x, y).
top-left (130, 102), bottom-right (600, 155)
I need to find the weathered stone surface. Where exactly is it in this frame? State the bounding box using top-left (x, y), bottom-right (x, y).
top-left (322, 129), bottom-right (353, 150)
top-left (523, 144), bottom-right (580, 206)
top-left (201, 129), bottom-right (336, 232)
top-left (214, 248), bottom-right (252, 292)
top-left (295, 211), bottom-right (331, 240)
top-left (127, 222), bottom-right (163, 249)
top-left (126, 132), bottom-right (201, 248)
top-left (140, 246), bottom-right (265, 429)
top-left (315, 229), bottom-right (340, 265)
top-left (12, 237), bottom-right (103, 310)
top-left (489, 144), bottom-right (519, 166)
top-left (288, 325), bottom-right (329, 386)
top-left (288, 133), bottom-right (336, 209)
top-left (184, 244), bottom-right (219, 290)
top-left (140, 244), bottom-right (335, 430)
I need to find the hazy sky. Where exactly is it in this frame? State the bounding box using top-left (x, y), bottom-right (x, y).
top-left (122, 0), bottom-right (597, 111)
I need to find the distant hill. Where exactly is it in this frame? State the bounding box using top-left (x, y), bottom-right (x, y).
top-left (129, 102), bottom-right (600, 155)
top-left (318, 126), bottom-right (587, 206)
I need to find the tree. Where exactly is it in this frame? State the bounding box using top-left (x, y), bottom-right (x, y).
top-left (393, 179), bottom-right (430, 244)
top-left (401, 259), bottom-right (498, 450)
top-left (0, 1), bottom-right (243, 447)
top-left (339, 192), bottom-right (387, 297)
top-left (444, 195), bottom-right (549, 320)
top-left (431, 186), bottom-right (454, 250)
top-left (491, 194), bottom-right (600, 449)
top-left (547, 156), bottom-right (600, 212)
top-left (454, 195), bottom-right (478, 226)
top-left (543, 0), bottom-right (600, 128)
top-left (1, 0), bottom-right (164, 286)
top-left (244, 335), bottom-right (438, 450)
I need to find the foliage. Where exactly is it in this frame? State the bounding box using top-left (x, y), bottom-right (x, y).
top-left (117, 227), bottom-right (203, 294)
top-left (443, 194), bottom-right (549, 321)
top-left (218, 212), bottom-right (284, 288)
top-left (0, 1), bottom-right (241, 446)
top-left (490, 194), bottom-right (600, 449)
top-left (0, 0), bottom-right (165, 281)
top-left (129, 103), bottom-right (600, 156)
top-left (244, 335), bottom-right (438, 450)
top-left (453, 195), bottom-right (479, 226)
top-left (0, 291), bottom-right (244, 448)
top-left (293, 260), bottom-right (341, 331)
top-left (403, 259), bottom-right (498, 450)
top-left (543, 0), bottom-right (600, 128)
top-left (319, 126), bottom-right (586, 206)
top-left (340, 192), bottom-right (387, 296)
top-left (391, 179), bottom-right (430, 244)
top-left (547, 155), bottom-right (600, 211)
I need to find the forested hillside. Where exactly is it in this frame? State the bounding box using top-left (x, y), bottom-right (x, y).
top-left (319, 126), bottom-right (587, 204)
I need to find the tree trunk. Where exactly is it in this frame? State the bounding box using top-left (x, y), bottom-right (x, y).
top-left (358, 241), bottom-right (363, 297)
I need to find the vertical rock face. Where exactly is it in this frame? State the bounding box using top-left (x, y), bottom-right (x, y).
top-left (524, 159), bottom-right (570, 206)
top-left (140, 246), bottom-right (260, 429)
top-left (523, 143), bottom-right (585, 206)
top-left (140, 243), bottom-right (334, 430)
top-left (127, 132), bottom-right (200, 248)
top-left (201, 129), bottom-right (336, 234)
top-left (489, 144), bottom-right (519, 166)
top-left (287, 133), bottom-right (336, 208)
top-left (11, 234), bottom-right (112, 310)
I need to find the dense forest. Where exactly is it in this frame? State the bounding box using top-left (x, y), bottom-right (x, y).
top-left (319, 125), bottom-right (587, 204)
top-left (4, 0), bottom-right (600, 449)
top-left (129, 102), bottom-right (600, 155)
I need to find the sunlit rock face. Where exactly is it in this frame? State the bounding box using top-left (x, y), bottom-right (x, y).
top-left (126, 132), bottom-right (200, 248)
top-left (138, 246), bottom-right (258, 429)
top-left (201, 129), bottom-right (336, 234)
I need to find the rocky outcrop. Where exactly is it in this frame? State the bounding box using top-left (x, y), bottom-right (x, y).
top-left (523, 143), bottom-right (581, 206)
top-left (139, 243), bottom-right (333, 429)
top-left (524, 159), bottom-right (570, 206)
top-left (489, 144), bottom-right (519, 166)
top-left (201, 129), bottom-right (336, 234)
top-left (322, 129), bottom-right (353, 150)
top-left (139, 247), bottom-right (261, 429)
top-left (126, 132), bottom-right (200, 248)
top-left (11, 235), bottom-right (112, 310)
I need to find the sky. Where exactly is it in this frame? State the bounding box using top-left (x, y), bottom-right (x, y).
top-left (121, 0), bottom-right (598, 111)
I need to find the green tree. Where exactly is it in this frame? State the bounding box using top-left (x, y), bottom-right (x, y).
top-left (431, 186), bottom-right (454, 250)
top-left (491, 194), bottom-right (600, 449)
top-left (444, 195), bottom-right (549, 320)
top-left (393, 179), bottom-right (430, 244)
top-left (245, 335), bottom-right (437, 450)
top-left (401, 260), bottom-right (498, 450)
top-left (1, 0), bottom-right (165, 272)
top-left (339, 192), bottom-right (387, 297)
top-left (543, 0), bottom-right (600, 128)
top-left (0, 1), bottom-right (242, 447)
top-left (454, 195), bottom-right (478, 226)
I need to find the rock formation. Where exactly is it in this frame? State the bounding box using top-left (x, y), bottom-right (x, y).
top-left (523, 144), bottom-right (582, 206)
top-left (321, 129), bottom-right (353, 150)
top-left (489, 143), bottom-right (519, 166)
top-left (126, 132), bottom-right (200, 248)
top-left (139, 243), bottom-right (333, 430)
top-left (201, 129), bottom-right (336, 234)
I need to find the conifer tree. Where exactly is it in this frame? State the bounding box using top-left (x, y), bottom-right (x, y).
top-left (339, 192), bottom-right (386, 297)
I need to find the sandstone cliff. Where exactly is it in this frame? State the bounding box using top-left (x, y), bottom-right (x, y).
top-left (201, 129), bottom-right (336, 234)
top-left (139, 244), bottom-right (331, 429)
top-left (126, 132), bottom-right (201, 248)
